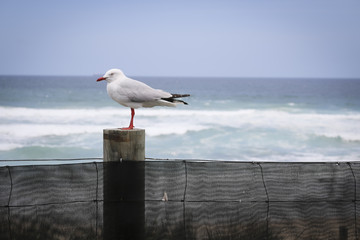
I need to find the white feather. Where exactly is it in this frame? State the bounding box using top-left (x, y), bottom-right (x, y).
top-left (103, 69), bottom-right (176, 109)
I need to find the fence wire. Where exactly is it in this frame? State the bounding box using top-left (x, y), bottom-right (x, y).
top-left (0, 160), bottom-right (359, 240)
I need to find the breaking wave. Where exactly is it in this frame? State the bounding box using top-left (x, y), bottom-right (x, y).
top-left (1, 106), bottom-right (360, 160)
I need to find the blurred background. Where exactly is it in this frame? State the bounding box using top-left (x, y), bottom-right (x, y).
top-left (1, 0), bottom-right (359, 163)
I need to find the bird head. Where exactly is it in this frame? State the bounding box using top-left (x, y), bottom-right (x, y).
top-left (97, 69), bottom-right (126, 83)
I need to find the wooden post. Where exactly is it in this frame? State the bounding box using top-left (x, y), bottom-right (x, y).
top-left (103, 128), bottom-right (145, 161)
top-left (103, 129), bottom-right (145, 240)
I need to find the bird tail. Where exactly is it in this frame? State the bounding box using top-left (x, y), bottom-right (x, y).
top-left (161, 94), bottom-right (190, 105)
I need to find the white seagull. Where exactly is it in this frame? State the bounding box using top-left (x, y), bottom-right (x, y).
top-left (97, 69), bottom-right (190, 130)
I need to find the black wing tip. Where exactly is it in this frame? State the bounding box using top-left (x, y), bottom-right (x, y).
top-left (178, 100), bottom-right (189, 105)
top-left (171, 94), bottom-right (190, 98)
top-left (161, 94), bottom-right (190, 105)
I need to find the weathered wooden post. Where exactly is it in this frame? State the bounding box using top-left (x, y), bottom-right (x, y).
top-left (103, 128), bottom-right (145, 162)
top-left (103, 128), bottom-right (145, 240)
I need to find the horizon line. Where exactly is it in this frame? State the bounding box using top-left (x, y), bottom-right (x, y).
top-left (0, 73), bottom-right (360, 80)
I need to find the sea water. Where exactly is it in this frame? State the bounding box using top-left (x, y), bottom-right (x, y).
top-left (0, 75), bottom-right (360, 165)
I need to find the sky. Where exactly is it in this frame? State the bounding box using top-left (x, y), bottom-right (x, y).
top-left (0, 0), bottom-right (359, 78)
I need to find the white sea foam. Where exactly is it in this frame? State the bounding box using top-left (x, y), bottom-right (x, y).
top-left (1, 106), bottom-right (360, 161)
top-left (243, 152), bottom-right (360, 162)
top-left (0, 124), bottom-right (104, 138)
top-left (0, 143), bottom-right (23, 151)
top-left (1, 106), bottom-right (360, 140)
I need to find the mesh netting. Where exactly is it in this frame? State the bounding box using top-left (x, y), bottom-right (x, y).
top-left (0, 160), bottom-right (359, 240)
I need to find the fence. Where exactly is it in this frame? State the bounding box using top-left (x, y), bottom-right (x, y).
top-left (0, 160), bottom-right (359, 240)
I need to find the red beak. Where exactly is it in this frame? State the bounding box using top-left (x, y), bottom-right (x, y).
top-left (97, 77), bottom-right (106, 82)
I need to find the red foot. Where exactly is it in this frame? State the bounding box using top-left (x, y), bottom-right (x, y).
top-left (121, 126), bottom-right (134, 130)
top-left (120, 108), bottom-right (135, 130)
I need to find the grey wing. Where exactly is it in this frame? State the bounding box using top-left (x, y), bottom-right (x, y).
top-left (122, 78), bottom-right (172, 103)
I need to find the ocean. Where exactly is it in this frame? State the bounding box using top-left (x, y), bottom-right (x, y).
top-left (1, 75), bottom-right (360, 165)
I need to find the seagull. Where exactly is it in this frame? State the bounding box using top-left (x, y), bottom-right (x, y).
top-left (97, 69), bottom-right (190, 130)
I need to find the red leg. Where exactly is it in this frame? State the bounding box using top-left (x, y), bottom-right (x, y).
top-left (121, 108), bottom-right (135, 130)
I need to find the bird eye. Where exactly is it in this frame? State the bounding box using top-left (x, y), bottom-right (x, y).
top-left (110, 73), bottom-right (114, 76)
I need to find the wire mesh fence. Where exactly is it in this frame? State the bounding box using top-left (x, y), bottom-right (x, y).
top-left (0, 160), bottom-right (359, 240)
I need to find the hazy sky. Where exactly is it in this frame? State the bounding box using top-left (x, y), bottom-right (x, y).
top-left (1, 0), bottom-right (359, 77)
